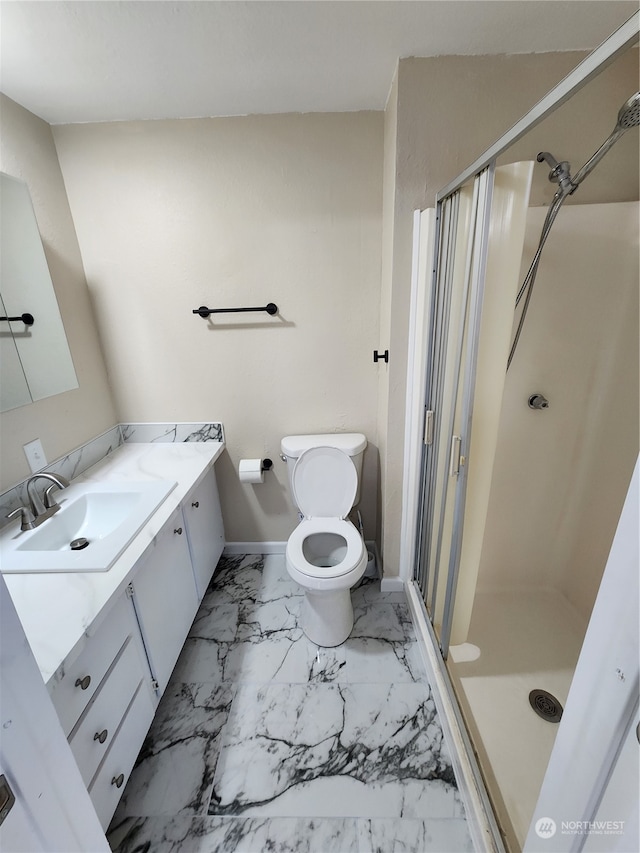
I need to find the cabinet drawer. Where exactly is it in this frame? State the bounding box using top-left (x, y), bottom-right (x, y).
top-left (69, 636), bottom-right (145, 786)
top-left (50, 594), bottom-right (135, 736)
top-left (88, 680), bottom-right (156, 830)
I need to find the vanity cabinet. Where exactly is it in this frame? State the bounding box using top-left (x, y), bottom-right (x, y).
top-left (183, 469), bottom-right (225, 600)
top-left (45, 460), bottom-right (224, 832)
top-left (128, 504), bottom-right (200, 696)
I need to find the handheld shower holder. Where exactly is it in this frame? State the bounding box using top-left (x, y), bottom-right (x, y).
top-left (537, 152), bottom-right (574, 193)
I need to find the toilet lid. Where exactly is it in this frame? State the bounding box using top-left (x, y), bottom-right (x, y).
top-left (292, 446), bottom-right (357, 519)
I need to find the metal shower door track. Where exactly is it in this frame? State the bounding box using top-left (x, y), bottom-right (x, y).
top-left (436, 13), bottom-right (639, 202)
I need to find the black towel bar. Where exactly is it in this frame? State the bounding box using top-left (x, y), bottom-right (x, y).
top-left (0, 313), bottom-right (34, 326)
top-left (193, 303), bottom-right (278, 318)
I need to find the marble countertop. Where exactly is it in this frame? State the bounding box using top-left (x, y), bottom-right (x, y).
top-left (3, 440), bottom-right (224, 688)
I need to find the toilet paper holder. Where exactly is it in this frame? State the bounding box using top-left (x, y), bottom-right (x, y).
top-left (238, 458), bottom-right (273, 485)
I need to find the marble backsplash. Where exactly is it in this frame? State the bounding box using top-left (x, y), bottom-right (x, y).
top-left (121, 423), bottom-right (223, 444)
top-left (0, 422), bottom-right (224, 528)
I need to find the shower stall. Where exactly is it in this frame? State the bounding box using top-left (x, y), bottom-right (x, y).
top-left (444, 197), bottom-right (638, 850)
top-left (406, 17), bottom-right (639, 853)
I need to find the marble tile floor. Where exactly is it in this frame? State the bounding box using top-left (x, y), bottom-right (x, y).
top-left (108, 554), bottom-right (473, 853)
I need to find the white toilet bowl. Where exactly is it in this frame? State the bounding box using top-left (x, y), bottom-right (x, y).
top-left (285, 446), bottom-right (367, 646)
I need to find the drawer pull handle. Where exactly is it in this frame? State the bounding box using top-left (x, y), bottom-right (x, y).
top-left (93, 729), bottom-right (108, 744)
top-left (0, 774), bottom-right (16, 826)
top-left (191, 501), bottom-right (199, 508)
top-left (75, 675), bottom-right (91, 690)
top-left (174, 527), bottom-right (183, 535)
top-left (111, 774), bottom-right (125, 789)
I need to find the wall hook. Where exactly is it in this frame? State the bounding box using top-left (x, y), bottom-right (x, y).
top-left (373, 350), bottom-right (389, 364)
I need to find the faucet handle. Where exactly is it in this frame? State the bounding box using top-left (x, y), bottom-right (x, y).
top-left (44, 483), bottom-right (64, 509)
top-left (7, 506), bottom-right (36, 531)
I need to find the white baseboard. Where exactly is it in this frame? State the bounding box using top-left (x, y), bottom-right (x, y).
top-left (380, 576), bottom-right (405, 592)
top-left (223, 541), bottom-right (286, 555)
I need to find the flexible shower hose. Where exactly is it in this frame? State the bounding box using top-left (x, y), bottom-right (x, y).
top-left (507, 190), bottom-right (568, 370)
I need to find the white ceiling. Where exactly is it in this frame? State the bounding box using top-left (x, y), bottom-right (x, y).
top-left (1, 1), bottom-right (637, 125)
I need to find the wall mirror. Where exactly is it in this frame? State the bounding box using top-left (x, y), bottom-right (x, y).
top-left (0, 172), bottom-right (78, 412)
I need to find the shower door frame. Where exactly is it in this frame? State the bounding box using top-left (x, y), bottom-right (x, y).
top-left (409, 11), bottom-right (639, 654)
top-left (435, 14), bottom-right (638, 202)
top-left (414, 166), bottom-right (494, 657)
top-left (403, 11), bottom-right (639, 853)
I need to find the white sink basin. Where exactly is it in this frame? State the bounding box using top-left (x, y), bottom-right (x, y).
top-left (0, 480), bottom-right (176, 573)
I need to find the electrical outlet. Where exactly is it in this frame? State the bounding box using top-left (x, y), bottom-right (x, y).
top-left (23, 439), bottom-right (47, 473)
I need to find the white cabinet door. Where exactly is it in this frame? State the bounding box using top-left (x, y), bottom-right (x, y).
top-left (183, 468), bottom-right (225, 600)
top-left (130, 506), bottom-right (199, 695)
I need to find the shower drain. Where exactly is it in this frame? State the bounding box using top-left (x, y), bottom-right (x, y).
top-left (529, 689), bottom-right (563, 723)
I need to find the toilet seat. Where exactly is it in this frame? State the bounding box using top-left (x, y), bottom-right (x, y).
top-left (286, 517), bottom-right (364, 579)
top-left (292, 446), bottom-right (357, 519)
top-left (287, 446), bottom-right (365, 580)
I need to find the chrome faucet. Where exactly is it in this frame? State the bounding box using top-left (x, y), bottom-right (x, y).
top-left (7, 473), bottom-right (70, 531)
top-left (26, 472), bottom-right (70, 516)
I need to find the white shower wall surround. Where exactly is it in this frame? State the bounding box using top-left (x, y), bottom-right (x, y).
top-left (0, 422), bottom-right (225, 526)
top-left (475, 201), bottom-right (639, 621)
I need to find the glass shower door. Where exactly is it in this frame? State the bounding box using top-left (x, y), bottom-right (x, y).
top-left (414, 166), bottom-right (494, 654)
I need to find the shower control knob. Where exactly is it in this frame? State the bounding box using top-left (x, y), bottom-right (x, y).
top-left (528, 394), bottom-right (549, 410)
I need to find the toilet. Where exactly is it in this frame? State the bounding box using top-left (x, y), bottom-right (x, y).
top-left (281, 433), bottom-right (368, 647)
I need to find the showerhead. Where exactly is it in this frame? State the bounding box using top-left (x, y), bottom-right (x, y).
top-left (616, 92), bottom-right (640, 130)
top-left (511, 91), bottom-right (640, 370)
top-left (570, 91), bottom-right (640, 190)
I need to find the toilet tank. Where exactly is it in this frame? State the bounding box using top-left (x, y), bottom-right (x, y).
top-left (281, 433), bottom-right (367, 508)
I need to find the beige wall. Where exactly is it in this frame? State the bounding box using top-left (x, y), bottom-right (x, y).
top-left (0, 96), bottom-right (116, 490)
top-left (53, 112), bottom-right (383, 543)
top-left (380, 48), bottom-right (639, 577)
